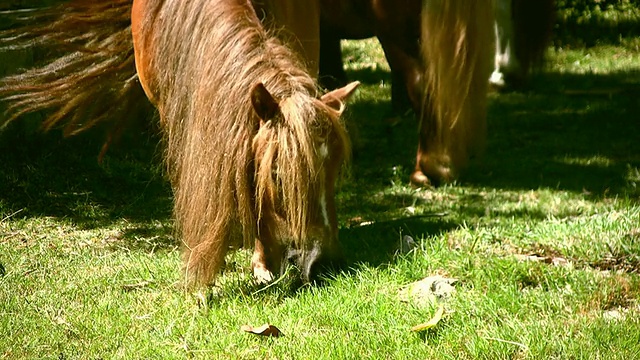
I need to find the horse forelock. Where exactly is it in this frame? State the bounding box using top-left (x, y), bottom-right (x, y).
top-left (254, 91), bottom-right (349, 246)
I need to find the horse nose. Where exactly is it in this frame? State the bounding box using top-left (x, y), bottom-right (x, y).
top-left (288, 243), bottom-right (345, 283)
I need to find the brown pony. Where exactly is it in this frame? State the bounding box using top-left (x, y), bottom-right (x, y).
top-left (319, 0), bottom-right (554, 186)
top-left (0, 0), bottom-right (359, 287)
top-left (319, 0), bottom-right (494, 186)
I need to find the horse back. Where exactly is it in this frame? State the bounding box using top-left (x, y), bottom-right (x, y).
top-left (320, 0), bottom-right (421, 40)
top-left (319, 0), bottom-right (375, 39)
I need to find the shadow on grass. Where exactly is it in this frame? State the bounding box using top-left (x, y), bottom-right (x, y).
top-left (344, 67), bottom-right (640, 197)
top-left (467, 69), bottom-right (640, 197)
top-left (340, 216), bottom-right (459, 267)
top-left (0, 119), bottom-right (175, 249)
top-left (336, 67), bottom-right (640, 268)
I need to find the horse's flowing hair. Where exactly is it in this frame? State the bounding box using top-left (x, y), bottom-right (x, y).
top-left (0, 0), bottom-right (151, 157)
top-left (420, 0), bottom-right (494, 176)
top-left (133, 0), bottom-right (350, 286)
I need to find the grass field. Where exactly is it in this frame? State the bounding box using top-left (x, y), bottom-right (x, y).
top-left (2, 22), bottom-right (640, 360)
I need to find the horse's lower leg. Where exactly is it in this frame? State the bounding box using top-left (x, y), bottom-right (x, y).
top-left (390, 70), bottom-right (412, 116)
top-left (251, 225), bottom-right (284, 283)
top-left (252, 239), bottom-right (273, 283)
top-left (318, 33), bottom-right (348, 89)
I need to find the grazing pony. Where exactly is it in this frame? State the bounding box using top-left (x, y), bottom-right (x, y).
top-left (319, 0), bottom-right (555, 185)
top-left (0, 0), bottom-right (359, 287)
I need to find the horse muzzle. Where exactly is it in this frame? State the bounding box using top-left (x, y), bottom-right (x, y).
top-left (286, 240), bottom-right (345, 283)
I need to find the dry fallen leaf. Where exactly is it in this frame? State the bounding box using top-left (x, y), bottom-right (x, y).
top-left (411, 304), bottom-right (445, 332)
top-left (240, 324), bottom-right (283, 337)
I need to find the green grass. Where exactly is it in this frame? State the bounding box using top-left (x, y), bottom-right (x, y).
top-left (2, 35), bottom-right (640, 359)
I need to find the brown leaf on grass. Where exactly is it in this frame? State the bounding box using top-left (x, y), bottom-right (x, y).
top-left (240, 324), bottom-right (283, 337)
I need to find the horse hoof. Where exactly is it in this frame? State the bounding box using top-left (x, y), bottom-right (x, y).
top-left (489, 71), bottom-right (525, 92)
top-left (252, 264), bottom-right (274, 284)
top-left (489, 71), bottom-right (506, 89)
top-left (412, 162), bottom-right (455, 187)
top-left (410, 170), bottom-right (432, 188)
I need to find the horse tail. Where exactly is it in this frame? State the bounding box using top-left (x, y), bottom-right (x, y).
top-left (512, 0), bottom-right (555, 75)
top-left (0, 0), bottom-right (148, 157)
top-left (418, 0), bottom-right (494, 181)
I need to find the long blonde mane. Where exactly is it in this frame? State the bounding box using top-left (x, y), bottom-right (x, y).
top-left (420, 0), bottom-right (494, 176)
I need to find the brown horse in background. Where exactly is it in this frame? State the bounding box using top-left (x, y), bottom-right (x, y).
top-left (0, 0), bottom-right (358, 287)
top-left (319, 0), bottom-right (495, 186)
top-left (319, 0), bottom-right (555, 186)
top-left (252, 0), bottom-right (322, 77)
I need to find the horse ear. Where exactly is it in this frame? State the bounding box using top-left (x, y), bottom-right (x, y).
top-left (320, 81), bottom-right (360, 114)
top-left (251, 82), bottom-right (280, 122)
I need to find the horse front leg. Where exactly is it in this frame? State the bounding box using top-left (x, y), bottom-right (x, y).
top-left (251, 218), bottom-right (285, 284)
top-left (377, 37), bottom-right (423, 111)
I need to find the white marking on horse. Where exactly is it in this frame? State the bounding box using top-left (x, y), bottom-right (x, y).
top-left (318, 143), bottom-right (330, 228)
top-left (319, 189), bottom-right (330, 228)
top-left (491, 0), bottom-right (521, 87)
top-left (318, 142), bottom-right (329, 159)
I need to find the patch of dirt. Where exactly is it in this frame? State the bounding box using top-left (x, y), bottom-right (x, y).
top-left (579, 273), bottom-right (638, 315)
top-left (512, 241), bottom-right (640, 274)
top-left (589, 254), bottom-right (640, 274)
